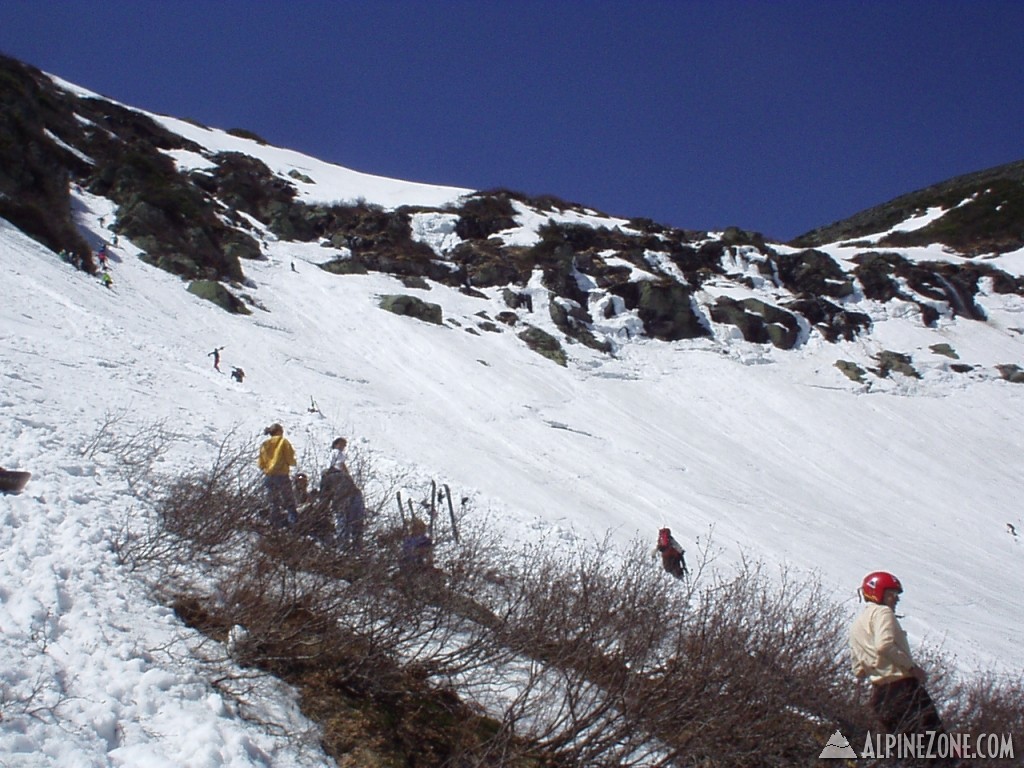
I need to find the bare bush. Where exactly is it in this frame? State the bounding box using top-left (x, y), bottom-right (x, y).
top-left (79, 408), bottom-right (177, 492)
top-left (110, 428), bottom-right (1023, 768)
top-left (112, 431), bottom-right (262, 574)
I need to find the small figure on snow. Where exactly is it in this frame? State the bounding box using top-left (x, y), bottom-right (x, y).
top-left (655, 527), bottom-right (687, 579)
top-left (100, 271), bottom-right (113, 290)
top-left (96, 245), bottom-right (109, 270)
top-left (258, 423), bottom-right (298, 527)
top-left (208, 346), bottom-right (225, 372)
top-left (230, 366), bottom-right (245, 383)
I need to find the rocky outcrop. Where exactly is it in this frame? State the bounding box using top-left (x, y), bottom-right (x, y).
top-left (3, 50), bottom-right (1024, 373)
top-left (602, 281), bottom-right (706, 342)
top-left (379, 295), bottom-right (443, 325)
top-left (187, 280), bottom-right (251, 314)
top-left (518, 325), bottom-right (567, 366)
top-left (709, 297), bottom-right (801, 349)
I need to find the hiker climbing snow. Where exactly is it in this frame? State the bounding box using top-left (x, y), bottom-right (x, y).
top-left (655, 527), bottom-right (687, 579)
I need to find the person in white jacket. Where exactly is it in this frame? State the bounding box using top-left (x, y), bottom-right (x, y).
top-left (850, 571), bottom-right (945, 738)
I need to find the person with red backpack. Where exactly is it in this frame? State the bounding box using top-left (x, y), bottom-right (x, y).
top-left (850, 571), bottom-right (946, 741)
top-left (656, 527), bottom-right (687, 579)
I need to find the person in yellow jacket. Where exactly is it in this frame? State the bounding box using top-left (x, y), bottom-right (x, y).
top-left (850, 571), bottom-right (945, 739)
top-left (258, 423), bottom-right (298, 527)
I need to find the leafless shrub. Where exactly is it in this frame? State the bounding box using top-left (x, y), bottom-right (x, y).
top-left (112, 430), bottom-right (1024, 768)
top-left (643, 560), bottom-right (849, 767)
top-left (79, 408), bottom-right (177, 492)
top-left (112, 430), bottom-right (261, 574)
top-left (941, 672), bottom-right (1024, 766)
top-left (0, 612), bottom-right (75, 727)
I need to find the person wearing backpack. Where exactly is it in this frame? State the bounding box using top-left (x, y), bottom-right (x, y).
top-left (320, 437), bottom-right (366, 551)
top-left (656, 527), bottom-right (686, 579)
top-left (258, 423), bottom-right (298, 527)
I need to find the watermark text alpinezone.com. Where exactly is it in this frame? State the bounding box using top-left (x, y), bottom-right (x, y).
top-left (861, 731), bottom-right (1015, 761)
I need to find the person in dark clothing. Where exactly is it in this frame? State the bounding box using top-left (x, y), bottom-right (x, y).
top-left (399, 517), bottom-right (434, 572)
top-left (655, 527), bottom-right (687, 579)
top-left (320, 437), bottom-right (366, 551)
top-left (230, 367), bottom-right (245, 382)
top-left (209, 346), bottom-right (225, 372)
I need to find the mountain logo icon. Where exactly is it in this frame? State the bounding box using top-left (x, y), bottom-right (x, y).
top-left (819, 729), bottom-right (857, 759)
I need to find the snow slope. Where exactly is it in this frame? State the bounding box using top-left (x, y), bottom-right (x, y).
top-left (2, 101), bottom-right (1023, 766)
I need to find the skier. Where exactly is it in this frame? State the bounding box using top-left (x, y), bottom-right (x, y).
top-left (258, 423), bottom-right (298, 527)
top-left (850, 571), bottom-right (946, 740)
top-left (100, 271), bottom-right (113, 290)
top-left (96, 245), bottom-right (108, 270)
top-left (208, 346), bottom-right (225, 372)
top-left (655, 527), bottom-right (687, 579)
top-left (230, 366), bottom-right (245, 382)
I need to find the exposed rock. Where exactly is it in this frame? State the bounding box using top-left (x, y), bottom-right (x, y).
top-left (783, 296), bottom-right (871, 342)
top-left (549, 298), bottom-right (611, 353)
top-left (502, 288), bottom-right (534, 312)
top-left (517, 326), bottom-right (567, 366)
top-left (835, 360), bottom-right (867, 383)
top-left (611, 281), bottom-right (710, 342)
top-left (709, 297), bottom-right (801, 349)
top-left (319, 257), bottom-right (368, 275)
top-left (930, 343), bottom-right (959, 359)
top-left (378, 294), bottom-right (443, 325)
top-left (872, 351), bottom-right (920, 379)
top-left (852, 252), bottom-right (904, 302)
top-left (772, 249), bottom-right (854, 299)
top-left (400, 275), bottom-right (431, 290)
top-left (5, 50), bottom-right (1024, 340)
top-left (996, 364), bottom-right (1024, 383)
top-left (453, 193), bottom-right (518, 240)
top-left (451, 240), bottom-right (528, 287)
top-left (187, 280), bottom-right (252, 314)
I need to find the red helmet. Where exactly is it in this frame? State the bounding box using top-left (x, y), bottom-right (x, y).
top-left (861, 571), bottom-right (903, 604)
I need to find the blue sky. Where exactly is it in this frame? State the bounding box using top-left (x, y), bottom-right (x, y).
top-left (1, 1), bottom-right (1022, 240)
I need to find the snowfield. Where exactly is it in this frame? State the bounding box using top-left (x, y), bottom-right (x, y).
top-left (1, 93), bottom-right (1023, 766)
